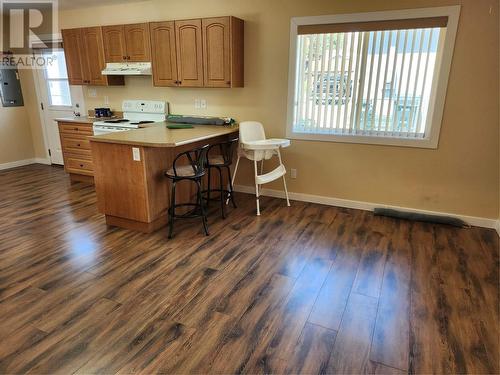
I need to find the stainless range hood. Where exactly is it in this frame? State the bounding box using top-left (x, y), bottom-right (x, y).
top-left (101, 62), bottom-right (152, 76)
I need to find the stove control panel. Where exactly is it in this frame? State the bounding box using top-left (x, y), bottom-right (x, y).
top-left (122, 100), bottom-right (168, 114)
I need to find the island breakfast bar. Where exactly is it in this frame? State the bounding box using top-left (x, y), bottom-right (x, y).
top-left (90, 124), bottom-right (239, 233)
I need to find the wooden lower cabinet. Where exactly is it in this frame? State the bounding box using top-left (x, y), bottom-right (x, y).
top-left (57, 121), bottom-right (95, 182)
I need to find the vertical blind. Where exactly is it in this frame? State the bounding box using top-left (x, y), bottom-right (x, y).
top-left (292, 19), bottom-right (446, 138)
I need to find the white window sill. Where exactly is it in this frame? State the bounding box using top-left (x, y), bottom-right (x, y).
top-left (286, 130), bottom-right (438, 149)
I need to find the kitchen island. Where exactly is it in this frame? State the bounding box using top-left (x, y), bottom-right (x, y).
top-left (89, 123), bottom-right (239, 233)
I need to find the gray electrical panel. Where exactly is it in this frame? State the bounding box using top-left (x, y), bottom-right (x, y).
top-left (0, 68), bottom-right (24, 107)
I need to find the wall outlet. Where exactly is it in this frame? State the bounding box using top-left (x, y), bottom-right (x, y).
top-left (87, 88), bottom-right (97, 98)
top-left (104, 96), bottom-right (109, 105)
top-left (132, 147), bottom-right (141, 161)
top-left (290, 168), bottom-right (297, 179)
top-left (200, 99), bottom-right (207, 109)
top-left (194, 99), bottom-right (201, 109)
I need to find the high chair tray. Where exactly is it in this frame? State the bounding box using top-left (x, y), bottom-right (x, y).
top-left (242, 138), bottom-right (291, 150)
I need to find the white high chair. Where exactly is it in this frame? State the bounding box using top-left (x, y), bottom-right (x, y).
top-left (231, 121), bottom-right (291, 215)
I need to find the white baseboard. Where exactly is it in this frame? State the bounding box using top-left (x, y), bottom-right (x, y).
top-left (34, 157), bottom-right (51, 165)
top-left (0, 158), bottom-right (37, 170)
top-left (0, 157), bottom-right (51, 170)
top-left (234, 184), bottom-right (498, 230)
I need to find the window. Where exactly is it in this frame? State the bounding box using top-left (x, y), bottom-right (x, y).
top-left (43, 49), bottom-right (72, 107)
top-left (286, 7), bottom-right (460, 148)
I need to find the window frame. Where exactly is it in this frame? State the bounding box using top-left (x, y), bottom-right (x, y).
top-left (286, 6), bottom-right (461, 148)
top-left (42, 48), bottom-right (73, 110)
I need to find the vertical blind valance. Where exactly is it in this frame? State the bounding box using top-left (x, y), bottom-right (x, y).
top-left (297, 16), bottom-right (448, 35)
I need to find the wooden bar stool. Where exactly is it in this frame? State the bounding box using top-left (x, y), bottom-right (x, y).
top-left (165, 144), bottom-right (209, 239)
top-left (204, 138), bottom-right (239, 219)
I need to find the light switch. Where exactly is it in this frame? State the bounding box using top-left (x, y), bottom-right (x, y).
top-left (132, 147), bottom-right (141, 161)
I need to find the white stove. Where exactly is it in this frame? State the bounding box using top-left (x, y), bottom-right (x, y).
top-left (93, 100), bottom-right (168, 135)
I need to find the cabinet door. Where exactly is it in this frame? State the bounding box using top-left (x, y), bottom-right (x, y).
top-left (82, 27), bottom-right (108, 86)
top-left (150, 21), bottom-right (178, 87)
top-left (175, 19), bottom-right (203, 87)
top-left (124, 23), bottom-right (151, 62)
top-left (62, 29), bottom-right (85, 85)
top-left (102, 25), bottom-right (127, 62)
top-left (202, 17), bottom-right (231, 87)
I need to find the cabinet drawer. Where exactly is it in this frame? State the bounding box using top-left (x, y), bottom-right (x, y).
top-left (61, 136), bottom-right (92, 155)
top-left (66, 156), bottom-right (94, 172)
top-left (59, 123), bottom-right (93, 136)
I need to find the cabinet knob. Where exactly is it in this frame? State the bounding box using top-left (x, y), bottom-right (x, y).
top-left (74, 127), bottom-right (78, 131)
top-left (226, 81), bottom-right (231, 85)
top-left (79, 164), bottom-right (84, 167)
top-left (77, 143), bottom-right (81, 147)
top-left (123, 56), bottom-right (127, 60)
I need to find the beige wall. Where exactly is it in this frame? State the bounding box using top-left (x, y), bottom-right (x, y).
top-left (46, 0), bottom-right (499, 219)
top-left (0, 103), bottom-right (35, 164)
top-left (0, 70), bottom-right (36, 164)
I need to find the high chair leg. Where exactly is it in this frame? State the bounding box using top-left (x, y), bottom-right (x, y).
top-left (231, 155), bottom-right (240, 187)
top-left (226, 155), bottom-right (241, 205)
top-left (277, 149), bottom-right (291, 207)
top-left (254, 159), bottom-right (260, 216)
top-left (259, 160), bottom-right (264, 193)
top-left (282, 175), bottom-right (290, 207)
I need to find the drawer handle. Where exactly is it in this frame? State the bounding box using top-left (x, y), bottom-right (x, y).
top-left (77, 143), bottom-right (81, 147)
top-left (79, 164), bottom-right (84, 168)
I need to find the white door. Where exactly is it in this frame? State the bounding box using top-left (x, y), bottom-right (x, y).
top-left (34, 49), bottom-right (86, 165)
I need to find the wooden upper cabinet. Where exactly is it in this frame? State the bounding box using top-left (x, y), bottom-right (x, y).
top-left (62, 27), bottom-right (123, 86)
top-left (82, 27), bottom-right (108, 86)
top-left (202, 17), bottom-right (230, 87)
top-left (64, 16), bottom-right (243, 88)
top-left (62, 29), bottom-right (85, 85)
top-left (124, 23), bottom-right (151, 61)
top-left (202, 16), bottom-right (244, 88)
top-left (175, 19), bottom-right (204, 87)
top-left (103, 23), bottom-right (151, 62)
top-left (150, 21), bottom-right (178, 87)
top-left (102, 25), bottom-right (127, 62)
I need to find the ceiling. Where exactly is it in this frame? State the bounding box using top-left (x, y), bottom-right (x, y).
top-left (58, 0), bottom-right (148, 10)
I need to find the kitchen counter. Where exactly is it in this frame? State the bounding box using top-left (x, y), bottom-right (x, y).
top-left (89, 122), bottom-right (238, 233)
top-left (90, 123), bottom-right (239, 147)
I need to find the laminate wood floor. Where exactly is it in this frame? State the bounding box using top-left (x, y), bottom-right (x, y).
top-left (0, 164), bottom-right (498, 374)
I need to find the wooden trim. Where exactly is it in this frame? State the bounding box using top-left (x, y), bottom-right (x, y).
top-left (297, 16), bottom-right (448, 35)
